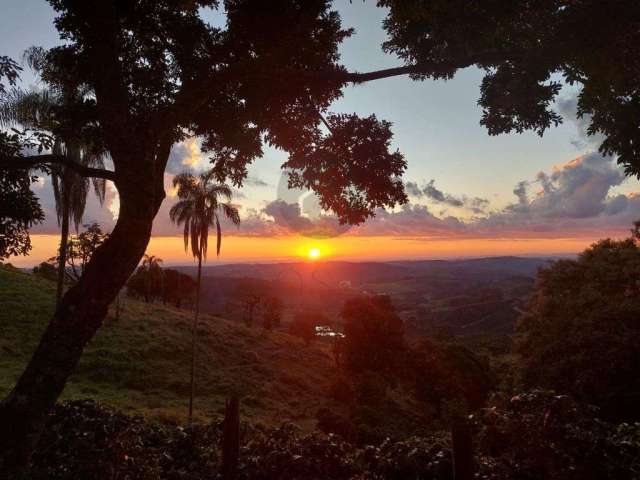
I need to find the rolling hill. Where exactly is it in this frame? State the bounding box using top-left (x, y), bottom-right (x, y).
top-left (0, 264), bottom-right (336, 428)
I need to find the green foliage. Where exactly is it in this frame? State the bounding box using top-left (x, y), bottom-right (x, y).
top-left (27, 390), bottom-right (639, 479)
top-left (517, 239), bottom-right (640, 421)
top-left (29, 400), bottom-right (220, 480)
top-left (341, 295), bottom-right (405, 375)
top-left (411, 339), bottom-right (494, 416)
top-left (475, 391), bottom-right (640, 480)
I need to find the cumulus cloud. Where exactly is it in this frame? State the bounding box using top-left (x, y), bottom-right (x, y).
top-left (557, 94), bottom-right (605, 152)
top-left (228, 153), bottom-right (639, 239)
top-left (475, 153), bottom-right (637, 237)
top-left (166, 138), bottom-right (208, 174)
top-left (27, 138), bottom-right (638, 242)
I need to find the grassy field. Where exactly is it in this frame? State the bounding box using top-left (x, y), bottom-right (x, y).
top-left (0, 264), bottom-right (335, 428)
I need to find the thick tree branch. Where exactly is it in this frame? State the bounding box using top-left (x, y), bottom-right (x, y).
top-left (0, 154), bottom-right (116, 181)
top-left (340, 51), bottom-right (507, 83)
top-left (342, 65), bottom-right (426, 83)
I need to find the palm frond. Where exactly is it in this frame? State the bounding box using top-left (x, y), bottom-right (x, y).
top-left (220, 203), bottom-right (241, 227)
top-left (215, 216), bottom-right (222, 257)
top-left (169, 170), bottom-right (240, 261)
top-left (22, 46), bottom-right (48, 74)
top-left (0, 88), bottom-right (57, 128)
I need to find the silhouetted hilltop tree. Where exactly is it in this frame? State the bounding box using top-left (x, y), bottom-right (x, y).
top-left (341, 295), bottom-right (405, 375)
top-left (230, 278), bottom-right (267, 327)
top-left (127, 255), bottom-right (165, 303)
top-left (261, 296), bottom-right (283, 331)
top-left (32, 262), bottom-right (58, 282)
top-left (46, 222), bottom-right (109, 282)
top-left (161, 269), bottom-right (196, 309)
top-left (517, 238), bottom-right (640, 421)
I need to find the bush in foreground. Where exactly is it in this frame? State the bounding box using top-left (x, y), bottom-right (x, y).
top-left (26, 395), bottom-right (640, 479)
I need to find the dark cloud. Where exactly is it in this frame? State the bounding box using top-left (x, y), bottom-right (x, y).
top-left (423, 180), bottom-right (464, 207)
top-left (262, 199), bottom-right (348, 238)
top-left (406, 179), bottom-right (489, 213)
top-left (404, 181), bottom-right (423, 197)
top-left (354, 204), bottom-right (465, 236)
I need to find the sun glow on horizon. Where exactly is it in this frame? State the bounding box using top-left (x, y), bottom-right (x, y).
top-left (8, 234), bottom-right (625, 268)
top-left (308, 247), bottom-right (321, 260)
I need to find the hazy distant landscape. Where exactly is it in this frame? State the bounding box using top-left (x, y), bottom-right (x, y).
top-left (179, 256), bottom-right (552, 337)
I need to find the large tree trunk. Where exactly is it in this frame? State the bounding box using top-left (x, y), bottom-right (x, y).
top-left (0, 172), bottom-right (165, 477)
top-left (188, 252), bottom-right (203, 425)
top-left (55, 197), bottom-right (70, 308)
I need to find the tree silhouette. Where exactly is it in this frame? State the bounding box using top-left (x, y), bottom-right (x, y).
top-left (0, 58), bottom-right (44, 259)
top-left (262, 296), bottom-right (283, 331)
top-left (1, 1), bottom-right (639, 470)
top-left (140, 254), bottom-right (164, 303)
top-left (169, 171), bottom-right (240, 425)
top-left (0, 132), bottom-right (44, 259)
top-left (55, 222), bottom-right (109, 282)
top-left (0, 48), bottom-right (106, 306)
top-left (341, 295), bottom-right (405, 376)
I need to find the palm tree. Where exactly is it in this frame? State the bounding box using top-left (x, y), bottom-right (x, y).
top-left (0, 48), bottom-right (106, 307)
top-left (169, 171), bottom-right (240, 425)
top-left (141, 254), bottom-right (164, 302)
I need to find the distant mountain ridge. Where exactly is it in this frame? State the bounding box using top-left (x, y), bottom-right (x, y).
top-left (176, 256), bottom-right (554, 285)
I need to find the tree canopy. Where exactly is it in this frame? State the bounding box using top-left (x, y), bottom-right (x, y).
top-left (517, 238), bottom-right (640, 421)
top-left (379, 0), bottom-right (640, 175)
top-left (341, 295), bottom-right (405, 375)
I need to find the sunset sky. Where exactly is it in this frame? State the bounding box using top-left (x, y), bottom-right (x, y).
top-left (3, 1), bottom-right (639, 266)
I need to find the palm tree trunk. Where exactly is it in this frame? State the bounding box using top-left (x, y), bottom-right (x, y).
top-left (55, 198), bottom-right (70, 309)
top-left (189, 250), bottom-right (203, 426)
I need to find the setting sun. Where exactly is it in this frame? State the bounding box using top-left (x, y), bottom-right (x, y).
top-left (308, 247), bottom-right (321, 259)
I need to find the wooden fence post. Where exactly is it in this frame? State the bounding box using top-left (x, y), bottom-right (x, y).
top-left (221, 396), bottom-right (240, 480)
top-left (452, 418), bottom-right (475, 480)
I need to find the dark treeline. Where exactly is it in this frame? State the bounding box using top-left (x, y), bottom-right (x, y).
top-left (126, 258), bottom-right (196, 309)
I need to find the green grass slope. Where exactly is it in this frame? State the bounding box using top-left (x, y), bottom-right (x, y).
top-left (0, 265), bottom-right (334, 428)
